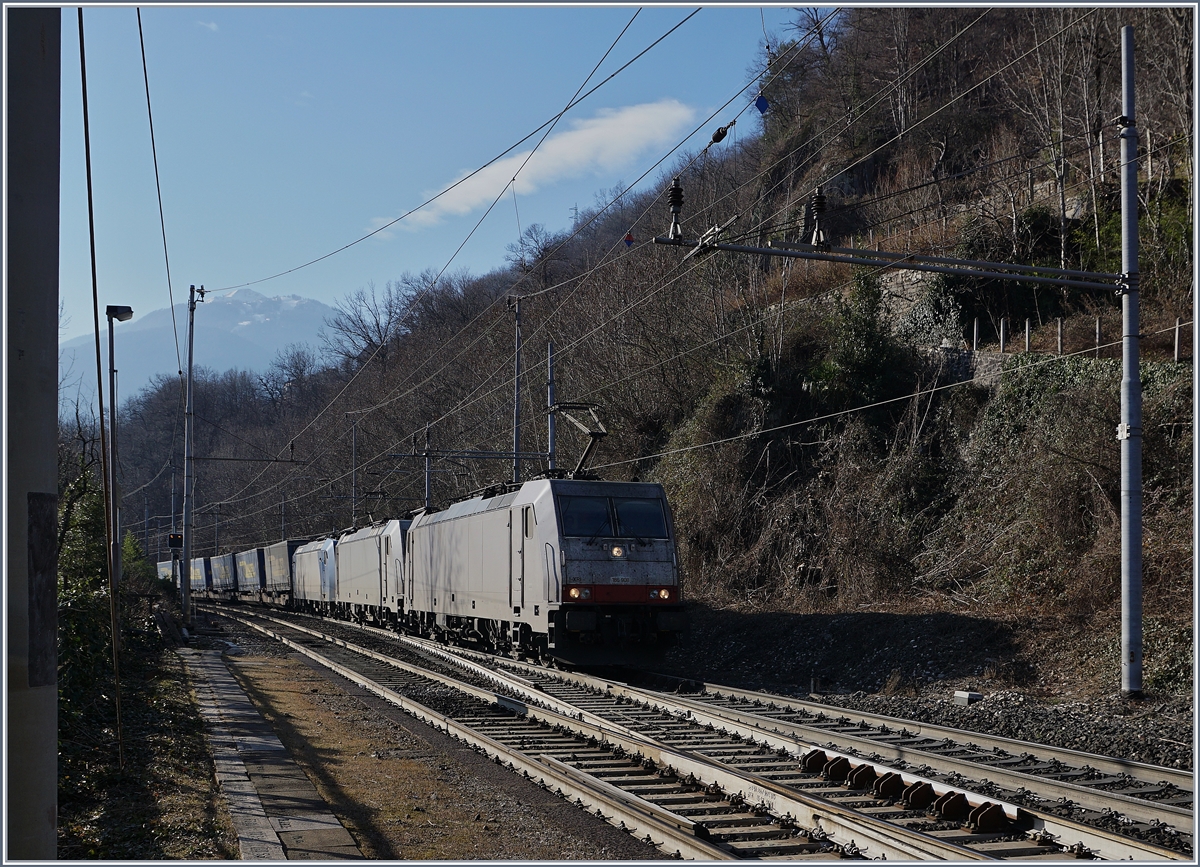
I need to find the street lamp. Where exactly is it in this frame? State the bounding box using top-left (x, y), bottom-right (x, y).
top-left (106, 305), bottom-right (133, 591)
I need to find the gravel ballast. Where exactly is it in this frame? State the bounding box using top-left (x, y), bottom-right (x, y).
top-left (658, 603), bottom-right (1194, 770)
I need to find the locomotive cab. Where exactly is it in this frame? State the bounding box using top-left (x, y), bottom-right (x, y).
top-left (548, 480), bottom-right (687, 664)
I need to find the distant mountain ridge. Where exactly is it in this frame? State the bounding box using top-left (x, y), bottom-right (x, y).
top-left (60, 288), bottom-right (335, 405)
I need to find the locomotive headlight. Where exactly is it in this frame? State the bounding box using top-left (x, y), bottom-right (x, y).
top-left (610, 544), bottom-right (625, 558)
top-left (568, 586), bottom-right (591, 600)
top-left (658, 588), bottom-right (671, 599)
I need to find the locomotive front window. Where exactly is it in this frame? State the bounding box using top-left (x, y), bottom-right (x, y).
top-left (558, 496), bottom-right (612, 537)
top-left (614, 498), bottom-right (669, 539)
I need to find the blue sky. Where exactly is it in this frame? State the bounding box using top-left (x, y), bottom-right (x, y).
top-left (58, 5), bottom-right (799, 344)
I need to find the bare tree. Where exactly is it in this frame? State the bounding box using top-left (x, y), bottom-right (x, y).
top-left (321, 280), bottom-right (413, 370)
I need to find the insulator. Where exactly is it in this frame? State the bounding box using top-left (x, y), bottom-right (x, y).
top-left (811, 187), bottom-right (826, 215)
top-left (668, 177), bottom-right (684, 213)
top-left (711, 124), bottom-right (729, 144)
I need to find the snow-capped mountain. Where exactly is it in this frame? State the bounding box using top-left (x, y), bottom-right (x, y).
top-left (59, 289), bottom-right (336, 406)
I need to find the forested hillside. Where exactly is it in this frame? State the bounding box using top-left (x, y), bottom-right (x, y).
top-left (62, 8), bottom-right (1192, 687)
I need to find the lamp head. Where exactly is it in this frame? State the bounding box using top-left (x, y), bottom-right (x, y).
top-left (106, 305), bottom-right (134, 322)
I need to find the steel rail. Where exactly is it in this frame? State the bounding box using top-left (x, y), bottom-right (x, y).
top-left (311, 624), bottom-right (1185, 860)
top-left (534, 673), bottom-right (1194, 831)
top-left (646, 675), bottom-right (1194, 794)
top-left (394, 644), bottom-right (1188, 862)
top-left (345, 624), bottom-right (1192, 857)
top-left (208, 610), bottom-right (1187, 860)
top-left (396, 641), bottom-right (1192, 796)
top-left (632, 682), bottom-right (1191, 844)
top-left (217, 610), bottom-right (1000, 860)
top-left (219, 610), bottom-right (730, 860)
top-left (506, 668), bottom-right (1188, 861)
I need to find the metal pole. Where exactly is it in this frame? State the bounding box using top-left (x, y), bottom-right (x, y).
top-left (170, 462), bottom-right (178, 589)
top-left (1096, 316), bottom-right (1102, 358)
top-left (108, 314), bottom-right (121, 591)
top-left (1174, 317), bottom-right (1181, 362)
top-left (351, 416), bottom-right (357, 527)
top-left (1057, 317), bottom-right (1063, 355)
top-left (547, 342), bottom-right (556, 472)
top-left (1025, 318), bottom-right (1031, 353)
top-left (1118, 25), bottom-right (1143, 699)
top-left (104, 304), bottom-right (130, 768)
top-left (424, 425), bottom-right (432, 510)
top-left (181, 285), bottom-right (202, 631)
top-left (972, 317), bottom-right (978, 352)
top-left (213, 504), bottom-right (219, 555)
top-left (999, 318), bottom-right (1006, 354)
top-left (512, 296), bottom-right (522, 485)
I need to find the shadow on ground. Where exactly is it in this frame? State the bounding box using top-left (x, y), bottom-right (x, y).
top-left (657, 603), bottom-right (1029, 696)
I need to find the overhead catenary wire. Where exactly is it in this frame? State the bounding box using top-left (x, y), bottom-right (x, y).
top-left (211, 8), bottom-right (691, 506)
top-left (211, 145), bottom-right (1176, 537)
top-left (135, 7), bottom-right (181, 377)
top-left (142, 8), bottom-right (1104, 540)
top-left (569, 144), bottom-right (1160, 409)
top-left (213, 6), bottom-right (826, 513)
top-left (590, 322), bottom-right (1193, 473)
top-left (206, 6), bottom-right (1012, 523)
top-left (196, 10), bottom-right (1132, 530)
top-left (319, 137), bottom-right (1153, 520)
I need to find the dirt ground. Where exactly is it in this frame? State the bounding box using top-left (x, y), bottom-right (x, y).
top-left (220, 635), bottom-right (659, 860)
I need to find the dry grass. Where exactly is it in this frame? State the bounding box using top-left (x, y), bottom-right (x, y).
top-left (57, 640), bottom-right (239, 859)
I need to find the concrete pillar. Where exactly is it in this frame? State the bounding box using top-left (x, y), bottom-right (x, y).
top-left (6, 7), bottom-right (61, 858)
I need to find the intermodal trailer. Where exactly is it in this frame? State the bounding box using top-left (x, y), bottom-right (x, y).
top-left (263, 539), bottom-right (307, 606)
top-left (235, 548), bottom-right (267, 603)
top-left (209, 552), bottom-right (238, 600)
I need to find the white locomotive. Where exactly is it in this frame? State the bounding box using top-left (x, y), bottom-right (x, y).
top-left (171, 478), bottom-right (687, 665)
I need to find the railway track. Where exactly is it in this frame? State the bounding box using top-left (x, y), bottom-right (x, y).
top-left (203, 606), bottom-right (1190, 861)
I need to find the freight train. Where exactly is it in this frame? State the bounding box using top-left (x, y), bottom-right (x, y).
top-left (165, 478), bottom-right (687, 665)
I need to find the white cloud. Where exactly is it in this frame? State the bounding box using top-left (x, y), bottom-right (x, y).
top-left (401, 100), bottom-right (695, 229)
top-left (197, 21), bottom-right (218, 32)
